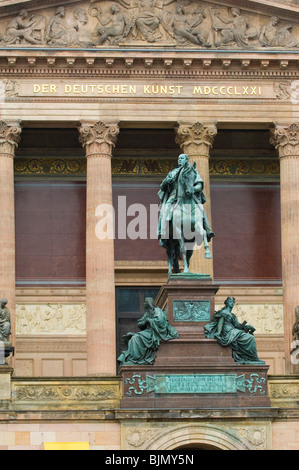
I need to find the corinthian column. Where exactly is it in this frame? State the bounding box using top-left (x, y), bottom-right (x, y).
top-left (270, 122), bottom-right (299, 373)
top-left (0, 121), bottom-right (22, 355)
top-left (175, 121), bottom-right (217, 277)
top-left (79, 121), bottom-right (119, 376)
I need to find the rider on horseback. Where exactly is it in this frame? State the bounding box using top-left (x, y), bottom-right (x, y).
top-left (158, 153), bottom-right (214, 246)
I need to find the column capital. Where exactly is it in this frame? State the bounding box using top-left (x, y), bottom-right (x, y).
top-left (175, 121), bottom-right (217, 158)
top-left (270, 122), bottom-right (299, 159)
top-left (0, 121), bottom-right (22, 156)
top-left (78, 121), bottom-right (120, 158)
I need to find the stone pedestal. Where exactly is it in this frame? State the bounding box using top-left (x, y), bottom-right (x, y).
top-left (120, 275), bottom-right (270, 409)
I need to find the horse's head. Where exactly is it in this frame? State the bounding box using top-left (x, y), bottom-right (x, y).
top-left (180, 162), bottom-right (197, 197)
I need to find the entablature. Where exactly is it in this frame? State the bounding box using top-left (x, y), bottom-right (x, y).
top-left (0, 0), bottom-right (299, 55)
top-left (0, 49), bottom-right (298, 79)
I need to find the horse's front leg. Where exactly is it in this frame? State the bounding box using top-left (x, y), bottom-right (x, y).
top-left (178, 239), bottom-right (189, 273)
top-left (203, 231), bottom-right (212, 259)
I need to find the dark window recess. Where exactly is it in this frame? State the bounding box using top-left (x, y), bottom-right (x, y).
top-left (116, 287), bottom-right (160, 362)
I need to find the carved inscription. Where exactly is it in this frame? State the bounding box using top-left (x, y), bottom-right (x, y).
top-left (14, 80), bottom-right (275, 99)
top-left (125, 373), bottom-right (267, 395)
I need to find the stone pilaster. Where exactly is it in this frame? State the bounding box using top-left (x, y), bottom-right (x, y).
top-left (0, 121), bottom-right (22, 360)
top-left (175, 121), bottom-right (217, 277)
top-left (79, 121), bottom-right (119, 376)
top-left (270, 122), bottom-right (299, 373)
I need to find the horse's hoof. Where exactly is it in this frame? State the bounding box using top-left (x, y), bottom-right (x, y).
top-left (205, 252), bottom-right (212, 259)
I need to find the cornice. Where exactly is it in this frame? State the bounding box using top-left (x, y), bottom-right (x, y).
top-left (0, 51), bottom-right (299, 78)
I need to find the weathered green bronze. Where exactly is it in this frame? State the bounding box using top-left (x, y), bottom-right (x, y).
top-left (0, 298), bottom-right (14, 365)
top-left (173, 300), bottom-right (210, 322)
top-left (0, 298), bottom-right (11, 342)
top-left (205, 297), bottom-right (265, 364)
top-left (157, 153), bottom-right (214, 275)
top-left (118, 297), bottom-right (179, 366)
top-left (125, 372), bottom-right (267, 396)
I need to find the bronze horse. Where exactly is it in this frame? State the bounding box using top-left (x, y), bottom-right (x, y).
top-left (159, 161), bottom-right (212, 275)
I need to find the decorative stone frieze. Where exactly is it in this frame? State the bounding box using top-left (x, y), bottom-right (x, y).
top-left (16, 304), bottom-right (86, 335)
top-left (12, 377), bottom-right (121, 410)
top-left (215, 303), bottom-right (283, 334)
top-left (0, 1), bottom-right (299, 50)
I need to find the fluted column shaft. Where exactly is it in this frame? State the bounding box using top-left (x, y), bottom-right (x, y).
top-left (0, 121), bottom-right (21, 356)
top-left (271, 123), bottom-right (299, 373)
top-left (79, 121), bottom-right (119, 376)
top-left (175, 122), bottom-right (217, 277)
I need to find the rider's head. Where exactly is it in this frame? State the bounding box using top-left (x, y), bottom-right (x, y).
top-left (178, 154), bottom-right (189, 167)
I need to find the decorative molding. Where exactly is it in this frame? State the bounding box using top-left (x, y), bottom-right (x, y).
top-left (1, 61), bottom-right (299, 79)
top-left (268, 377), bottom-right (299, 407)
top-left (122, 422), bottom-right (270, 450)
top-left (14, 157), bottom-right (280, 176)
top-left (209, 158), bottom-right (280, 176)
top-left (14, 157), bottom-right (86, 175)
top-left (12, 377), bottom-right (121, 410)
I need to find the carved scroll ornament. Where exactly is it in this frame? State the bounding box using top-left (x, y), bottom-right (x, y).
top-left (270, 123), bottom-right (299, 158)
top-left (0, 120), bottom-right (22, 155)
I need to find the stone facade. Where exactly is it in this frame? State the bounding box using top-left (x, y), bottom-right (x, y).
top-left (0, 0), bottom-right (298, 451)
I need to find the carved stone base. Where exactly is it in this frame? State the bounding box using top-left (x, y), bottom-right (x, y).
top-left (120, 274), bottom-right (271, 409)
top-left (120, 363), bottom-right (270, 409)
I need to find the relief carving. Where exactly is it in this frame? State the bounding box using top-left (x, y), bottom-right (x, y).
top-left (90, 3), bottom-right (132, 45)
top-left (15, 383), bottom-right (119, 402)
top-left (2, 8), bottom-right (46, 45)
top-left (259, 16), bottom-right (299, 48)
top-left (16, 304), bottom-right (86, 335)
top-left (211, 7), bottom-right (258, 48)
top-left (0, 1), bottom-right (299, 50)
top-left (45, 6), bottom-right (90, 46)
top-left (215, 303), bottom-right (283, 334)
